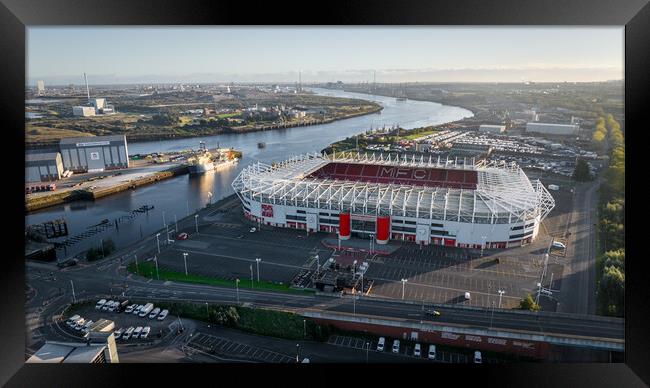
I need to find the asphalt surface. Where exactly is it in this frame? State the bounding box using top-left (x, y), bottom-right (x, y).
top-left (25, 190), bottom-right (620, 361)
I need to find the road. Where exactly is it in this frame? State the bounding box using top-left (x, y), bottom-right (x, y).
top-left (556, 178), bottom-right (600, 314)
top-left (26, 255), bottom-right (622, 348)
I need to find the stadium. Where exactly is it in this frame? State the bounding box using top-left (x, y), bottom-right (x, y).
top-left (231, 152), bottom-right (555, 249)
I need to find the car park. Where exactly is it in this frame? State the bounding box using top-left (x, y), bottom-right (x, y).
top-left (414, 343), bottom-right (421, 357)
top-left (140, 327), bottom-right (151, 339)
top-left (428, 345), bottom-right (437, 360)
top-left (133, 326), bottom-right (143, 339)
top-left (95, 299), bottom-right (107, 310)
top-left (149, 307), bottom-right (161, 319)
top-left (474, 351), bottom-right (482, 364)
top-left (157, 309), bottom-right (169, 321)
top-left (377, 337), bottom-right (385, 351)
top-left (122, 327), bottom-right (135, 340)
top-left (392, 340), bottom-right (400, 353)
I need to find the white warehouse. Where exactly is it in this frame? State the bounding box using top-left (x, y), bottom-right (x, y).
top-left (526, 122), bottom-right (579, 136)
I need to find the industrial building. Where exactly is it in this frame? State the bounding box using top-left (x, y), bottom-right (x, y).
top-left (25, 152), bottom-right (64, 182)
top-left (232, 152), bottom-right (555, 249)
top-left (27, 319), bottom-right (119, 363)
top-left (479, 124), bottom-right (506, 134)
top-left (526, 122), bottom-right (579, 136)
top-left (59, 135), bottom-right (129, 173)
top-left (72, 105), bottom-right (96, 117)
top-left (36, 80), bottom-right (45, 96)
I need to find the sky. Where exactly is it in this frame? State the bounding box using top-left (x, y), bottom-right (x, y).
top-left (27, 27), bottom-right (624, 85)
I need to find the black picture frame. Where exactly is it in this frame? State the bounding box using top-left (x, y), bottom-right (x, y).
top-left (1, 0), bottom-right (648, 386)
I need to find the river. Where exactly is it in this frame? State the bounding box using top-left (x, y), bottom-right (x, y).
top-left (26, 88), bottom-right (473, 258)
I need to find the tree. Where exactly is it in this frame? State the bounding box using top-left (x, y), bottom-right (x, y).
top-left (572, 158), bottom-right (592, 182)
top-left (519, 293), bottom-right (540, 311)
top-left (599, 265), bottom-right (624, 317)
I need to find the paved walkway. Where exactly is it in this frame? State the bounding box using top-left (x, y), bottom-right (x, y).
top-left (322, 237), bottom-right (401, 255)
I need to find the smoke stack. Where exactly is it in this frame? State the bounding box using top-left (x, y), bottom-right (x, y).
top-left (84, 73), bottom-right (90, 102)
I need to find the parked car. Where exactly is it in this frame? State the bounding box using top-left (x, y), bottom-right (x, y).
top-left (132, 305), bottom-right (143, 315)
top-left (133, 326), bottom-right (143, 339)
top-left (124, 304), bottom-right (135, 314)
top-left (66, 315), bottom-right (81, 326)
top-left (414, 343), bottom-right (421, 357)
top-left (474, 351), bottom-right (482, 364)
top-left (73, 319), bottom-right (86, 331)
top-left (428, 345), bottom-right (437, 360)
top-left (377, 337), bottom-right (385, 351)
top-left (57, 258), bottom-right (78, 268)
top-left (102, 300), bottom-right (113, 311)
top-left (95, 299), bottom-right (107, 310)
top-left (140, 326), bottom-right (151, 339)
top-left (249, 227), bottom-right (256, 233)
top-left (176, 232), bottom-right (189, 240)
top-left (81, 320), bottom-right (94, 334)
top-left (114, 328), bottom-right (124, 339)
top-left (149, 307), bottom-right (161, 319)
top-left (122, 327), bottom-right (135, 340)
top-left (157, 309), bottom-right (169, 321)
top-left (392, 340), bottom-right (400, 353)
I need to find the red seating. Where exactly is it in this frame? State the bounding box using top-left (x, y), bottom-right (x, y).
top-left (307, 163), bottom-right (478, 189)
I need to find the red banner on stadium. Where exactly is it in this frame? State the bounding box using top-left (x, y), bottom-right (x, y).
top-left (261, 204), bottom-right (273, 217)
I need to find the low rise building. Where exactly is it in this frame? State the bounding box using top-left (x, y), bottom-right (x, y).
top-left (479, 124), bottom-right (506, 134)
top-left (526, 122), bottom-right (579, 136)
top-left (25, 152), bottom-right (64, 182)
top-left (72, 106), bottom-right (96, 117)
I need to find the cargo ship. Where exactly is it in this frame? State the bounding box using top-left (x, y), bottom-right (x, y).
top-left (187, 141), bottom-right (215, 174)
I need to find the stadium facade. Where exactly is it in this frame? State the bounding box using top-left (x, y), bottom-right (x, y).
top-left (232, 152), bottom-right (555, 249)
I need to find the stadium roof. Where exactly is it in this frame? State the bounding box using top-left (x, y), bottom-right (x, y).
top-left (232, 152), bottom-right (555, 224)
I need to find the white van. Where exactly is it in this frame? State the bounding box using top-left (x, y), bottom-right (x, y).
top-left (413, 343), bottom-right (421, 357)
top-left (133, 326), bottom-right (143, 339)
top-left (140, 326), bottom-right (151, 339)
top-left (95, 299), bottom-right (107, 310)
top-left (552, 241), bottom-right (566, 249)
top-left (377, 337), bottom-right (385, 351)
top-left (157, 309), bottom-right (169, 321)
top-left (102, 300), bottom-right (113, 311)
top-left (428, 345), bottom-right (437, 360)
top-left (474, 351), bottom-right (482, 364)
top-left (464, 292), bottom-right (471, 300)
top-left (124, 304), bottom-right (135, 314)
top-left (392, 340), bottom-right (400, 353)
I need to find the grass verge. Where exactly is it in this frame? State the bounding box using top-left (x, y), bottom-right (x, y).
top-left (127, 261), bottom-right (313, 295)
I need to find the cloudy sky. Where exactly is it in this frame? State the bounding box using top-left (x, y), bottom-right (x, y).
top-left (27, 27), bottom-right (624, 85)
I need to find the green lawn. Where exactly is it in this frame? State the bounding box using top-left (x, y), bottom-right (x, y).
top-left (127, 261), bottom-right (313, 295)
top-left (401, 128), bottom-right (438, 140)
top-left (216, 113), bottom-right (239, 119)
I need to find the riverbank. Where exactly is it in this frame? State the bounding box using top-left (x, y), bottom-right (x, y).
top-left (25, 105), bottom-right (383, 150)
top-left (25, 164), bottom-right (189, 213)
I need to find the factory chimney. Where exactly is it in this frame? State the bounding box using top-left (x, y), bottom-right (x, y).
top-left (84, 73), bottom-right (90, 103)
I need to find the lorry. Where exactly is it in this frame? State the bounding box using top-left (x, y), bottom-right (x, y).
top-left (139, 303), bottom-right (154, 317)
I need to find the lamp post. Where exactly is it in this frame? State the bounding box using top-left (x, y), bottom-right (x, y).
top-left (175, 214), bottom-right (178, 233)
top-left (235, 278), bottom-right (240, 304)
top-left (481, 235), bottom-right (487, 257)
top-left (162, 210), bottom-right (166, 228)
top-left (497, 290), bottom-right (505, 309)
top-left (208, 191), bottom-right (213, 206)
top-left (303, 319), bottom-right (306, 339)
top-left (205, 302), bottom-right (209, 317)
top-left (182, 252), bottom-right (188, 275)
top-left (315, 254), bottom-right (320, 276)
top-left (134, 254), bottom-right (139, 275)
top-left (296, 344), bottom-right (300, 363)
top-left (70, 280), bottom-right (76, 303)
top-left (401, 278), bottom-right (408, 300)
top-left (366, 342), bottom-right (370, 363)
top-left (255, 258), bottom-right (261, 282)
top-left (250, 264), bottom-right (254, 288)
top-left (194, 214), bottom-right (199, 234)
top-left (154, 255), bottom-right (160, 280)
top-left (490, 301), bottom-right (495, 329)
top-left (156, 233), bottom-right (161, 254)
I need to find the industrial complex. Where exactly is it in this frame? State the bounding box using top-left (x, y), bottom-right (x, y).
top-left (232, 152), bottom-right (555, 248)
